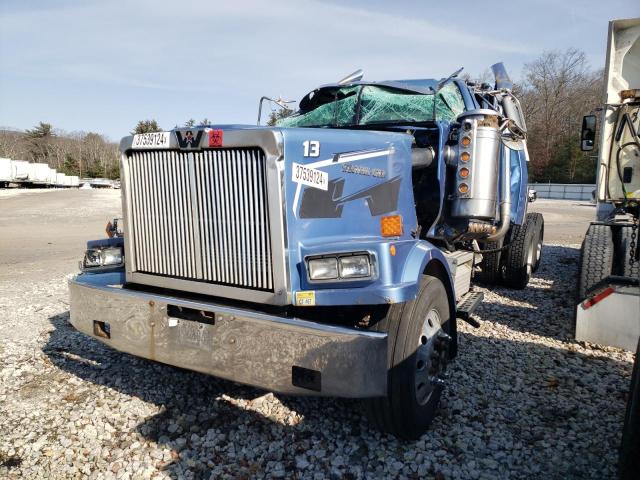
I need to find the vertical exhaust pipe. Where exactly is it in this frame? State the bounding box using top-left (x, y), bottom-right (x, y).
top-left (491, 62), bottom-right (527, 135)
top-left (491, 62), bottom-right (513, 90)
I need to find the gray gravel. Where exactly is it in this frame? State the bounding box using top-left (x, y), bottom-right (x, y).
top-left (0, 191), bottom-right (635, 479)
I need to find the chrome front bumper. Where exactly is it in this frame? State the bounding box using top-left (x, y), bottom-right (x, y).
top-left (68, 273), bottom-right (388, 397)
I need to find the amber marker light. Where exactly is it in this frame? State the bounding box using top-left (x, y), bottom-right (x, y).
top-left (461, 136), bottom-right (471, 147)
top-left (458, 183), bottom-right (469, 194)
top-left (381, 215), bottom-right (403, 237)
top-left (460, 152), bottom-right (470, 162)
top-left (390, 245), bottom-right (397, 256)
top-left (459, 167), bottom-right (470, 178)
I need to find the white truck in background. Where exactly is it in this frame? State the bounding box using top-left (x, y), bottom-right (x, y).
top-left (576, 18), bottom-right (640, 352)
top-left (575, 18), bottom-right (640, 480)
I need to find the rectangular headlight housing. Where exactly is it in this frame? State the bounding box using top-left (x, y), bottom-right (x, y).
top-left (339, 255), bottom-right (371, 279)
top-left (308, 257), bottom-right (339, 280)
top-left (307, 252), bottom-right (372, 282)
top-left (82, 246), bottom-right (124, 269)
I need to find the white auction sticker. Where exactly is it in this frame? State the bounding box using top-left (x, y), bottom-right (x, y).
top-left (292, 162), bottom-right (328, 191)
top-left (131, 132), bottom-right (171, 149)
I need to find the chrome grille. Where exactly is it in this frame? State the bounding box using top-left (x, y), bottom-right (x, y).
top-left (126, 148), bottom-right (273, 291)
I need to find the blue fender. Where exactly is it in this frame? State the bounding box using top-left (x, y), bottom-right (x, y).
top-left (400, 240), bottom-right (454, 293)
top-left (400, 240), bottom-right (458, 357)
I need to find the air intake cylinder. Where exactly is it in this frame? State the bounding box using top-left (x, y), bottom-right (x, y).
top-left (451, 110), bottom-right (501, 221)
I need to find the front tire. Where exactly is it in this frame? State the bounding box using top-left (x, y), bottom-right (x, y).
top-left (364, 274), bottom-right (452, 439)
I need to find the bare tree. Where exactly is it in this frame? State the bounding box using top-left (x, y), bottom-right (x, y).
top-left (519, 48), bottom-right (602, 181)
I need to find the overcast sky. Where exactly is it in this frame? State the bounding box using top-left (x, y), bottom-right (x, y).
top-left (1, 0), bottom-right (638, 140)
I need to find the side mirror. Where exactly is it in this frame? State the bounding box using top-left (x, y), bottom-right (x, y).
top-left (581, 115), bottom-right (597, 151)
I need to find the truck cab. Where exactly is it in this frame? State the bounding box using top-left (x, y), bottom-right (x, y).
top-left (69, 65), bottom-right (541, 438)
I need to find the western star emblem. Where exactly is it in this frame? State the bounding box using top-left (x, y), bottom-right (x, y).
top-left (175, 130), bottom-right (203, 149)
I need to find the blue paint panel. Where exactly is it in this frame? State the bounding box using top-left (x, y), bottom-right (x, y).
top-left (279, 128), bottom-right (424, 305)
top-left (508, 148), bottom-right (528, 226)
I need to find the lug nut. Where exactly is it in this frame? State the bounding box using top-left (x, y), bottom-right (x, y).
top-left (430, 377), bottom-right (446, 388)
top-left (437, 332), bottom-right (452, 342)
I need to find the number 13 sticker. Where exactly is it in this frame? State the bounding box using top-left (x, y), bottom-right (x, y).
top-left (303, 140), bottom-right (320, 157)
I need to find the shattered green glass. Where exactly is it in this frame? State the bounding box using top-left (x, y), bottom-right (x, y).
top-left (276, 82), bottom-right (465, 128)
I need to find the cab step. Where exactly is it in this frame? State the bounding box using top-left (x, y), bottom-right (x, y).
top-left (456, 291), bottom-right (483, 328)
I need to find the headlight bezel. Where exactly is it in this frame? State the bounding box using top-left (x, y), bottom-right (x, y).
top-left (305, 251), bottom-right (375, 283)
top-left (81, 246), bottom-right (125, 271)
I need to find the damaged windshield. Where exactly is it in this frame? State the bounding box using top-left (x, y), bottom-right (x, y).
top-left (276, 82), bottom-right (465, 128)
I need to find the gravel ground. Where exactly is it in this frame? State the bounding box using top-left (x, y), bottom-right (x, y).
top-left (0, 191), bottom-right (635, 479)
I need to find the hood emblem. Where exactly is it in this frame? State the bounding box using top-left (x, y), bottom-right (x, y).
top-left (175, 130), bottom-right (203, 149)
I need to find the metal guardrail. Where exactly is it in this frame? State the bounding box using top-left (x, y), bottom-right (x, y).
top-left (529, 183), bottom-right (595, 201)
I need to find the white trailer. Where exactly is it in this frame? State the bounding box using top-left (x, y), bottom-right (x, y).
top-left (55, 172), bottom-right (67, 187)
top-left (12, 160), bottom-right (31, 182)
top-left (69, 175), bottom-right (80, 187)
top-left (31, 163), bottom-right (51, 185)
top-left (48, 168), bottom-right (57, 186)
top-left (0, 158), bottom-right (12, 185)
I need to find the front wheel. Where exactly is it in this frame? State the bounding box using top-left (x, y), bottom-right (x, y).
top-left (364, 274), bottom-right (453, 439)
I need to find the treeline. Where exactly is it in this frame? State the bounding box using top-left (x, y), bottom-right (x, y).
top-left (0, 123), bottom-right (120, 179)
top-left (0, 118), bottom-right (213, 180)
top-left (517, 48), bottom-right (602, 183)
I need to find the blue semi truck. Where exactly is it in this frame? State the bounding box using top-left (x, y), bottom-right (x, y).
top-left (69, 64), bottom-right (543, 438)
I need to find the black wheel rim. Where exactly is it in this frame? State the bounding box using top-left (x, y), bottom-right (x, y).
top-left (415, 309), bottom-right (446, 405)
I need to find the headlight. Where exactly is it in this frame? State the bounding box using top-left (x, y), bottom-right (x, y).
top-left (308, 257), bottom-right (339, 280)
top-left (307, 253), bottom-right (372, 281)
top-left (339, 255), bottom-right (371, 279)
top-left (82, 247), bottom-right (124, 269)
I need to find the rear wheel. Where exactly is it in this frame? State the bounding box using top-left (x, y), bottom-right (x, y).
top-left (364, 274), bottom-right (453, 439)
top-left (502, 213), bottom-right (538, 289)
top-left (529, 213), bottom-right (544, 272)
top-left (477, 239), bottom-right (503, 285)
top-left (578, 224), bottom-right (614, 300)
top-left (619, 226), bottom-right (640, 279)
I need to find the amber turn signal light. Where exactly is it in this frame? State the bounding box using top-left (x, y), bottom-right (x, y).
top-left (460, 152), bottom-right (470, 162)
top-left (461, 136), bottom-right (471, 147)
top-left (381, 215), bottom-right (403, 237)
top-left (459, 167), bottom-right (470, 178)
top-left (620, 89), bottom-right (640, 100)
top-left (458, 183), bottom-right (469, 194)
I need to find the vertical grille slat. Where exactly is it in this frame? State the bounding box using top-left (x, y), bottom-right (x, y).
top-left (125, 148), bottom-right (274, 292)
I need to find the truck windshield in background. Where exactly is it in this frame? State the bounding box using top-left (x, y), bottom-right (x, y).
top-left (277, 82), bottom-right (465, 128)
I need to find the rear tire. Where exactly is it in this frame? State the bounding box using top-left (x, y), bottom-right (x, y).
top-left (577, 224), bottom-right (614, 300)
top-left (502, 213), bottom-right (538, 289)
top-left (619, 226), bottom-right (640, 279)
top-left (364, 275), bottom-right (452, 439)
top-left (529, 213), bottom-right (544, 272)
top-left (477, 239), bottom-right (503, 285)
